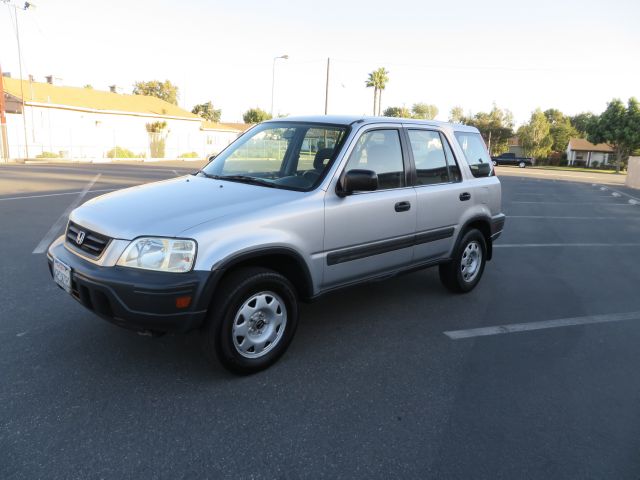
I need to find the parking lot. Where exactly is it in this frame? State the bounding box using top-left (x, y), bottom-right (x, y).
top-left (2, 162), bottom-right (640, 479)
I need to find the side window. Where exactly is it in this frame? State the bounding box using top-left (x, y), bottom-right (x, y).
top-left (441, 134), bottom-right (462, 182)
top-left (407, 130), bottom-right (450, 185)
top-left (345, 129), bottom-right (405, 190)
top-left (454, 132), bottom-right (494, 178)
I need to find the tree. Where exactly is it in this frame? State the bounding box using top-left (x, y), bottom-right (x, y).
top-left (133, 80), bottom-right (179, 105)
top-left (543, 108), bottom-right (578, 153)
top-left (518, 109), bottom-right (553, 159)
top-left (569, 112), bottom-right (597, 136)
top-left (449, 106), bottom-right (465, 123)
top-left (83, 84), bottom-right (93, 89)
top-left (588, 98), bottom-right (640, 173)
top-left (243, 107), bottom-right (272, 124)
top-left (383, 106), bottom-right (411, 118)
top-left (192, 101), bottom-right (222, 122)
top-left (411, 103), bottom-right (438, 120)
top-left (365, 67), bottom-right (389, 116)
top-left (465, 104), bottom-right (514, 155)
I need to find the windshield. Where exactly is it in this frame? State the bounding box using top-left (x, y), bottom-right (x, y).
top-left (201, 122), bottom-right (349, 191)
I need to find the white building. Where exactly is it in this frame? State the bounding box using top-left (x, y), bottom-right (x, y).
top-left (1, 77), bottom-right (248, 160)
top-left (566, 138), bottom-right (613, 167)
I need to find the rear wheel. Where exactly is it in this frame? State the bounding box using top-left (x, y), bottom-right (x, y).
top-left (519, 161), bottom-right (526, 168)
top-left (202, 267), bottom-right (298, 374)
top-left (439, 229), bottom-right (487, 293)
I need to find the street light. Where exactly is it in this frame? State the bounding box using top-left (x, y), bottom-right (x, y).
top-left (271, 54), bottom-right (288, 117)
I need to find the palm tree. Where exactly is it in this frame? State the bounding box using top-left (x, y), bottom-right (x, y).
top-left (365, 67), bottom-right (389, 116)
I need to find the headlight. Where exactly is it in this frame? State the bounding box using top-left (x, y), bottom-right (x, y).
top-left (116, 237), bottom-right (196, 273)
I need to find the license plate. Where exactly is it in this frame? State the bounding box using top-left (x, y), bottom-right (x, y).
top-left (53, 257), bottom-right (72, 293)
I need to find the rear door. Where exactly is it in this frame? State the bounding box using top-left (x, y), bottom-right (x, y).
top-left (322, 126), bottom-right (417, 288)
top-left (405, 128), bottom-right (469, 262)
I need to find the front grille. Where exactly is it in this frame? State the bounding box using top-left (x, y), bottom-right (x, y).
top-left (66, 221), bottom-right (111, 258)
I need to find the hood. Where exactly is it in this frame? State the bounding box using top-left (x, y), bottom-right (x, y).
top-left (70, 175), bottom-right (301, 239)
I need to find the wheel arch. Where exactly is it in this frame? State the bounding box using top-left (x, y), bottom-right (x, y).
top-left (456, 216), bottom-right (493, 260)
top-left (213, 248), bottom-right (315, 301)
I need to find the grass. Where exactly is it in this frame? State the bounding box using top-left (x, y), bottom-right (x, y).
top-left (531, 165), bottom-right (623, 175)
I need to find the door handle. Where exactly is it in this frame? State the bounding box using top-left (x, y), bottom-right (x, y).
top-left (395, 201), bottom-right (411, 212)
top-left (459, 192), bottom-right (471, 201)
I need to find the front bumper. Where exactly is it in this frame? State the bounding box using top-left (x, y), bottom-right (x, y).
top-left (48, 240), bottom-right (219, 333)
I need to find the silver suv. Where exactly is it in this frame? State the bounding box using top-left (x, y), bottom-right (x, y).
top-left (47, 116), bottom-right (505, 374)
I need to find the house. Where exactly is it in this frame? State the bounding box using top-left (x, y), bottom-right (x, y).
top-left (506, 136), bottom-right (525, 157)
top-left (1, 76), bottom-right (247, 160)
top-left (566, 138), bottom-right (613, 167)
top-left (201, 121), bottom-right (251, 155)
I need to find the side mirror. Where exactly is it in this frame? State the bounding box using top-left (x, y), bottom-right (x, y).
top-left (470, 162), bottom-right (492, 178)
top-left (338, 169), bottom-right (378, 197)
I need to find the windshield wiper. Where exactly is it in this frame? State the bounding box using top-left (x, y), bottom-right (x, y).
top-left (193, 170), bottom-right (221, 179)
top-left (194, 171), bottom-right (278, 188)
top-left (217, 175), bottom-right (279, 188)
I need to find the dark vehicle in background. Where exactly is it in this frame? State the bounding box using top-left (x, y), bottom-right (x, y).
top-left (491, 152), bottom-right (533, 168)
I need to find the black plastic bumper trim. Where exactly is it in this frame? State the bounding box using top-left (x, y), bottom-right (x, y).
top-left (327, 226), bottom-right (455, 266)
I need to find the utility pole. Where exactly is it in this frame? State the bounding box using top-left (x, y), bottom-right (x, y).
top-left (324, 58), bottom-right (330, 115)
top-left (0, 64), bottom-right (9, 161)
top-left (3, 1), bottom-right (31, 159)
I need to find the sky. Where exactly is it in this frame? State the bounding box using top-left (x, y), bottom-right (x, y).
top-left (0, 0), bottom-right (638, 125)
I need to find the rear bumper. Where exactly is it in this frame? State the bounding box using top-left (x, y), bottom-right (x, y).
top-left (491, 213), bottom-right (506, 241)
top-left (48, 241), bottom-right (220, 333)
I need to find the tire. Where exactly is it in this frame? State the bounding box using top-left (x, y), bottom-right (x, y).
top-left (492, 160), bottom-right (497, 166)
top-left (202, 267), bottom-right (298, 375)
top-left (439, 229), bottom-right (487, 293)
top-left (519, 161), bottom-right (526, 168)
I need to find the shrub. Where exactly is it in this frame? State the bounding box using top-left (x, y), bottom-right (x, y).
top-left (179, 152), bottom-right (199, 158)
top-left (36, 151), bottom-right (60, 159)
top-left (107, 146), bottom-right (136, 158)
top-left (591, 161), bottom-right (600, 168)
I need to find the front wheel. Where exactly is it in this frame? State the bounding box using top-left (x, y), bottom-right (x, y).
top-left (202, 267), bottom-right (298, 374)
top-left (439, 229), bottom-right (487, 293)
top-left (519, 161), bottom-right (526, 168)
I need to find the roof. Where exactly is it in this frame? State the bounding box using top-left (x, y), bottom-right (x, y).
top-left (2, 77), bottom-right (199, 120)
top-left (568, 138), bottom-right (614, 153)
top-left (201, 121), bottom-right (251, 132)
top-left (266, 115), bottom-right (479, 132)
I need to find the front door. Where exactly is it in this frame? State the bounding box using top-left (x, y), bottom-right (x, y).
top-left (322, 127), bottom-right (417, 288)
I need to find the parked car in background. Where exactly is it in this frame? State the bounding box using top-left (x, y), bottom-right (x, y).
top-left (48, 115), bottom-right (505, 374)
top-left (491, 152), bottom-right (533, 168)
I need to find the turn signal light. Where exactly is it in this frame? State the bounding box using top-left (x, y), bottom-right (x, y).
top-left (175, 296), bottom-right (192, 309)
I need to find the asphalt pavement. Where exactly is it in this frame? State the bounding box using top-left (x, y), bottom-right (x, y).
top-left (1, 162), bottom-right (640, 479)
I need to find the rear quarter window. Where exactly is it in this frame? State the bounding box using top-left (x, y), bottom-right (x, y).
top-left (454, 132), bottom-right (494, 178)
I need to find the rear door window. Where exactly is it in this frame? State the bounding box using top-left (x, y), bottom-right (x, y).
top-left (407, 130), bottom-right (450, 185)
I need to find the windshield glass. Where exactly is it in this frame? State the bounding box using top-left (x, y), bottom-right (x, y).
top-left (201, 122), bottom-right (349, 191)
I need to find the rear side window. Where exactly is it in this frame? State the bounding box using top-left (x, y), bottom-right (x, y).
top-left (454, 132), bottom-right (494, 178)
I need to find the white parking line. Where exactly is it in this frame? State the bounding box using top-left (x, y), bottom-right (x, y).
top-left (32, 173), bottom-right (101, 254)
top-left (444, 310), bottom-right (640, 340)
top-left (172, 170), bottom-right (179, 176)
top-left (512, 201), bottom-right (632, 205)
top-left (0, 188), bottom-right (117, 202)
top-left (507, 215), bottom-right (631, 220)
top-left (601, 185), bottom-right (640, 204)
top-left (494, 243), bottom-right (640, 248)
